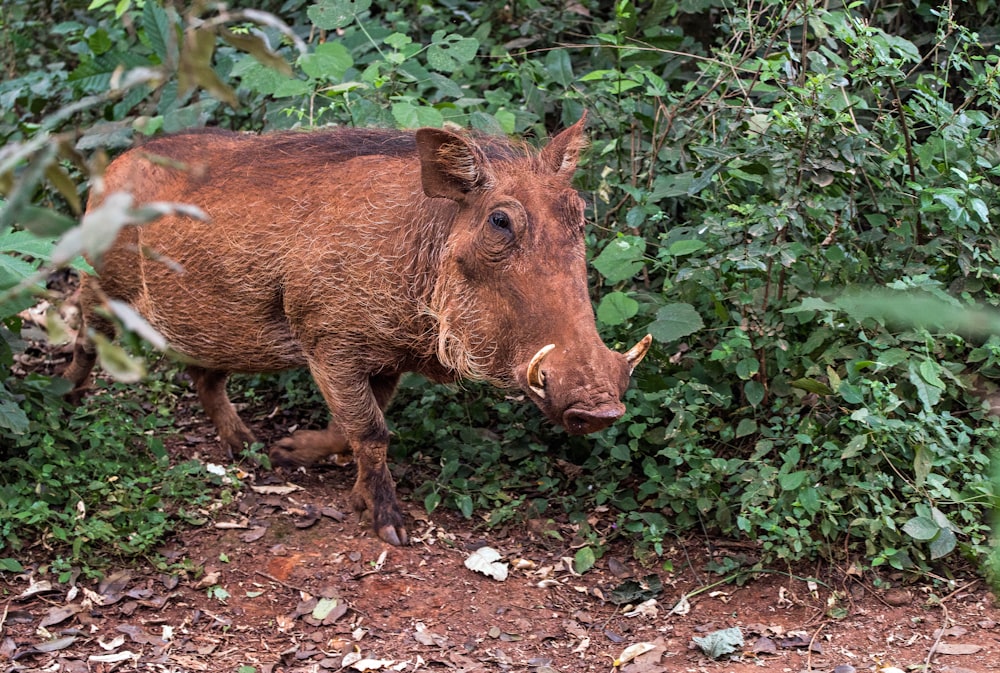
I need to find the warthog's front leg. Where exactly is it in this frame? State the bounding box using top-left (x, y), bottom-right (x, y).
top-left (307, 363), bottom-right (407, 544)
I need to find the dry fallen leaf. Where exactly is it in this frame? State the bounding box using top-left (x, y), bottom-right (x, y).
top-left (464, 547), bottom-right (508, 581)
top-left (350, 657), bottom-right (395, 671)
top-left (934, 643), bottom-right (983, 655)
top-left (615, 642), bottom-right (656, 666)
top-left (250, 484), bottom-right (302, 495)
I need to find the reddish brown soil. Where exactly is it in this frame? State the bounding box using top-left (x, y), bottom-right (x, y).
top-left (3, 420), bottom-right (999, 673)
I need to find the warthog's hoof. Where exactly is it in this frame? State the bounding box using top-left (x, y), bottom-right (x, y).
top-left (351, 478), bottom-right (409, 546)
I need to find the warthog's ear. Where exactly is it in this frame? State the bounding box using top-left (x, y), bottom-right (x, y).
top-left (415, 128), bottom-right (487, 202)
top-left (540, 111), bottom-right (589, 178)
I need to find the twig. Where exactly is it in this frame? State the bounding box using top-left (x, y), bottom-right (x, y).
top-left (925, 602), bottom-right (951, 673)
top-left (940, 578), bottom-right (980, 603)
top-left (806, 619), bottom-right (829, 672)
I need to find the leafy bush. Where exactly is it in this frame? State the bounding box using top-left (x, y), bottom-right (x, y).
top-left (2, 0), bottom-right (998, 574)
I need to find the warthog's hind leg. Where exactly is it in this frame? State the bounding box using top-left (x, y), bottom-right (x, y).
top-left (63, 275), bottom-right (116, 403)
top-left (269, 373), bottom-right (398, 469)
top-left (187, 365), bottom-right (258, 458)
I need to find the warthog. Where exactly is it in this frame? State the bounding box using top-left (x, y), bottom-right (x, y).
top-left (65, 114), bottom-right (652, 545)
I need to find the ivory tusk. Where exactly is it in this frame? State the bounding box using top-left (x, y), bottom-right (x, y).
top-left (625, 334), bottom-right (653, 375)
top-left (527, 343), bottom-right (555, 398)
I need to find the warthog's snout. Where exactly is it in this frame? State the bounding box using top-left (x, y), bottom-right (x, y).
top-left (563, 403), bottom-right (626, 435)
top-left (517, 335), bottom-right (651, 435)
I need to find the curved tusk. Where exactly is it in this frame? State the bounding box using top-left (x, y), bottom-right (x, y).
top-left (526, 344), bottom-right (555, 398)
top-left (625, 334), bottom-right (653, 375)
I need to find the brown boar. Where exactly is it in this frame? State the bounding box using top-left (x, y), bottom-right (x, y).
top-left (64, 114), bottom-right (652, 545)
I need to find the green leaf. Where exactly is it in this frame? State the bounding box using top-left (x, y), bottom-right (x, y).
top-left (544, 48), bottom-right (574, 87)
top-left (647, 303), bottom-right (704, 343)
top-left (426, 34), bottom-right (480, 73)
top-left (573, 546), bottom-right (596, 574)
top-left (299, 41), bottom-right (352, 80)
top-left (902, 516), bottom-right (939, 541)
top-left (0, 399), bottom-right (30, 435)
top-left (0, 226), bottom-right (55, 260)
top-left (744, 380), bottom-right (765, 408)
top-left (592, 235), bottom-right (646, 283)
top-left (841, 434), bottom-right (867, 459)
top-left (143, 0), bottom-right (173, 63)
top-left (929, 527), bottom-right (956, 560)
top-left (0, 558), bottom-right (25, 573)
top-left (735, 418), bottom-right (757, 438)
top-left (307, 0), bottom-right (371, 30)
top-left (667, 239), bottom-right (706, 256)
top-left (596, 292), bottom-right (639, 326)
top-left (779, 471), bottom-right (808, 491)
top-left (908, 361), bottom-right (941, 410)
top-left (838, 382), bottom-right (864, 405)
top-left (790, 378), bottom-right (834, 395)
top-left (693, 627), bottom-right (744, 659)
top-left (455, 494), bottom-right (473, 518)
top-left (391, 102), bottom-right (443, 129)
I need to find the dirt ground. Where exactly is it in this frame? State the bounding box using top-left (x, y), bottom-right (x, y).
top-left (3, 406), bottom-right (999, 673)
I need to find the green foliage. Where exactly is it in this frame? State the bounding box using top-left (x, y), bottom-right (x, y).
top-left (2, 0), bottom-right (999, 576)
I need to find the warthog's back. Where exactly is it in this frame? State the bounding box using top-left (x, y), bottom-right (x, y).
top-left (96, 128), bottom-right (446, 373)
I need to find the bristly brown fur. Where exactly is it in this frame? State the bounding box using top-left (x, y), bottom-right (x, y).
top-left (66, 115), bottom-right (640, 546)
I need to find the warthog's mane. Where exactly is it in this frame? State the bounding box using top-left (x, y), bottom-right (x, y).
top-left (167, 125), bottom-right (546, 173)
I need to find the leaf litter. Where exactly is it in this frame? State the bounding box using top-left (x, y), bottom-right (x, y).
top-left (3, 442), bottom-right (999, 673)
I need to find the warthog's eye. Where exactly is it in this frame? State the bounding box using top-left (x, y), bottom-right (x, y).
top-left (488, 210), bottom-right (513, 237)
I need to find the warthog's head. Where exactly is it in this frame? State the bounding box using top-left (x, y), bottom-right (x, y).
top-left (418, 113), bottom-right (651, 435)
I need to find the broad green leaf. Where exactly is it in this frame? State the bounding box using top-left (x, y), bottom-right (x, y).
top-left (391, 102), bottom-right (443, 129)
top-left (735, 418), bottom-right (757, 438)
top-left (667, 239), bottom-right (706, 256)
top-left (299, 42), bottom-right (352, 80)
top-left (838, 382), bottom-right (863, 405)
top-left (0, 558), bottom-right (25, 573)
top-left (918, 359), bottom-right (945, 389)
top-left (744, 380), bottom-right (765, 408)
top-left (841, 434), bottom-right (867, 459)
top-left (0, 226), bottom-right (55, 260)
top-left (592, 235), bottom-right (645, 283)
top-left (307, 0), bottom-right (371, 30)
top-left (143, 0), bottom-right (173, 63)
top-left (647, 303), bottom-right (704, 343)
top-left (782, 297), bottom-right (839, 314)
top-left (779, 470), bottom-right (808, 491)
top-left (596, 291), bottom-right (638, 326)
top-left (901, 516), bottom-right (938, 541)
top-left (573, 546), bottom-right (596, 574)
top-left (929, 527), bottom-right (956, 560)
top-left (544, 48), bottom-right (574, 87)
top-left (427, 34), bottom-right (480, 73)
top-left (234, 59), bottom-right (282, 95)
top-left (692, 627), bottom-right (744, 659)
top-left (271, 78), bottom-right (312, 98)
top-left (790, 378), bottom-right (834, 395)
top-left (908, 361), bottom-right (941, 410)
top-left (0, 399), bottom-right (30, 435)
